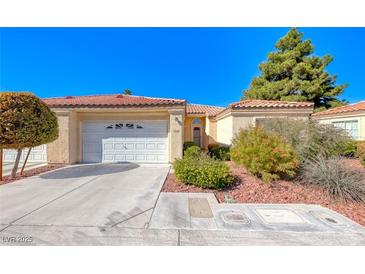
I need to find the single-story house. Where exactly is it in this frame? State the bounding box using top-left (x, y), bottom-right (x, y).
top-left (312, 101), bottom-right (365, 141)
top-left (2, 94), bottom-right (314, 164)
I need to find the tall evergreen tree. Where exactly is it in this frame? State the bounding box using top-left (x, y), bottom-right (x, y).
top-left (243, 28), bottom-right (348, 110)
top-left (124, 89), bottom-right (132, 95)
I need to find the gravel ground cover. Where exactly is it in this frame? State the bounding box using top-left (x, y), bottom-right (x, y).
top-left (162, 160), bottom-right (365, 226)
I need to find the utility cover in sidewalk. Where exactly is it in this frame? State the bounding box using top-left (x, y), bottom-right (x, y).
top-left (220, 210), bottom-right (250, 225)
top-left (311, 211), bottom-right (346, 226)
top-left (255, 209), bottom-right (307, 224)
top-left (188, 198), bottom-right (213, 218)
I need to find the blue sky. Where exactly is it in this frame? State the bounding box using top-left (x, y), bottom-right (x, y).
top-left (0, 27), bottom-right (364, 107)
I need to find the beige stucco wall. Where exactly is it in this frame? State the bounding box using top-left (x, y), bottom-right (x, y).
top-left (183, 116), bottom-right (208, 149)
top-left (232, 115), bottom-right (255, 141)
top-left (314, 113), bottom-right (365, 140)
top-left (169, 109), bottom-right (184, 162)
top-left (47, 111), bottom-right (77, 164)
top-left (47, 107), bottom-right (184, 164)
top-left (68, 111), bottom-right (79, 164)
top-left (206, 117), bottom-right (217, 145)
top-left (216, 109), bottom-right (312, 146)
top-left (216, 115), bottom-right (233, 145)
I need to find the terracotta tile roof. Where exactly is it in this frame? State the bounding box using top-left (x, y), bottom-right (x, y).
top-left (186, 104), bottom-right (225, 116)
top-left (43, 94), bottom-right (186, 108)
top-left (312, 101), bottom-right (365, 117)
top-left (229, 100), bottom-right (314, 109)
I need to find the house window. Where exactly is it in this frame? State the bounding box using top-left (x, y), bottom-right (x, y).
top-left (332, 120), bottom-right (359, 140)
top-left (136, 124), bottom-right (143, 129)
top-left (126, 123), bottom-right (134, 129)
top-left (192, 118), bottom-right (201, 125)
top-left (115, 123), bottom-right (123, 129)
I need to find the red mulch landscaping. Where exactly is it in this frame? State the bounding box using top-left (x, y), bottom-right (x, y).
top-left (162, 160), bottom-right (365, 226)
top-left (0, 164), bottom-right (65, 185)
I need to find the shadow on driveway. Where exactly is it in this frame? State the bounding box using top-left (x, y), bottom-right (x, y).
top-left (40, 163), bottom-right (140, 179)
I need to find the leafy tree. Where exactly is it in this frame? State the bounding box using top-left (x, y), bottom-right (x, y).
top-left (124, 89), bottom-right (132, 95)
top-left (243, 28), bottom-right (348, 110)
top-left (0, 92), bottom-right (59, 177)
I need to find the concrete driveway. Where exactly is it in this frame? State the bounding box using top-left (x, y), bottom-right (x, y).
top-left (0, 163), bottom-right (170, 229)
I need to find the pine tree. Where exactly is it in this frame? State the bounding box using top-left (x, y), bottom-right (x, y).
top-left (243, 28), bottom-right (348, 110)
top-left (124, 89), bottom-right (132, 95)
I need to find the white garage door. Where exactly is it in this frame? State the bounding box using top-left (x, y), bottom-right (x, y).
top-left (82, 121), bottom-right (168, 163)
top-left (2, 145), bottom-right (47, 163)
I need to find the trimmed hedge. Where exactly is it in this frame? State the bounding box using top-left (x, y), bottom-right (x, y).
top-left (230, 127), bottom-right (299, 183)
top-left (183, 141), bottom-right (197, 154)
top-left (174, 150), bottom-right (234, 189)
top-left (184, 146), bottom-right (201, 158)
top-left (0, 92), bottom-right (59, 149)
top-left (209, 145), bottom-right (230, 161)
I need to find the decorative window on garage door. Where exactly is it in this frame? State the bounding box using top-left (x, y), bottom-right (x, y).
top-left (105, 123), bottom-right (144, 130)
top-left (105, 124), bottom-right (114, 129)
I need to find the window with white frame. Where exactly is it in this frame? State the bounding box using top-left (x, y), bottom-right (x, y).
top-left (332, 120), bottom-right (359, 140)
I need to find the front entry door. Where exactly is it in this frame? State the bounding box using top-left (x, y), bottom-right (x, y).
top-left (193, 127), bottom-right (201, 147)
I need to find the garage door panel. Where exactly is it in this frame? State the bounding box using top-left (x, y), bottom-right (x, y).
top-left (125, 154), bottom-right (134, 161)
top-left (83, 121), bottom-right (168, 163)
top-left (146, 143), bottom-right (156, 150)
top-left (114, 154), bottom-right (125, 161)
top-left (157, 155), bottom-right (167, 161)
top-left (135, 143), bottom-right (145, 150)
top-left (156, 143), bottom-right (166, 150)
top-left (113, 143), bottom-right (124, 150)
top-left (145, 155), bottom-right (155, 161)
top-left (124, 143), bottom-right (134, 150)
top-left (135, 154), bottom-right (145, 161)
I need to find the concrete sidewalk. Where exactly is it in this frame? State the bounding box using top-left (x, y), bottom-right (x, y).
top-left (148, 193), bottom-right (365, 236)
top-left (1, 225), bottom-right (365, 246)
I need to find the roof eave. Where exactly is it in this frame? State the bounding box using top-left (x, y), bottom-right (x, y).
top-left (47, 102), bottom-right (186, 108)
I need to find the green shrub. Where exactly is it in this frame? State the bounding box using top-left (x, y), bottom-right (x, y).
top-left (338, 140), bottom-right (357, 157)
top-left (207, 143), bottom-right (219, 151)
top-left (210, 146), bottom-right (230, 161)
top-left (0, 92), bottom-right (59, 177)
top-left (184, 146), bottom-right (201, 158)
top-left (230, 127), bottom-right (299, 183)
top-left (173, 153), bottom-right (234, 189)
top-left (259, 118), bottom-right (355, 162)
top-left (0, 92), bottom-right (59, 149)
top-left (183, 141), bottom-right (197, 154)
top-left (300, 155), bottom-right (365, 203)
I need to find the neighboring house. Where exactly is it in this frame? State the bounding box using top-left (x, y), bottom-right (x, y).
top-left (312, 101), bottom-right (365, 141)
top-left (2, 94), bottom-right (314, 164)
